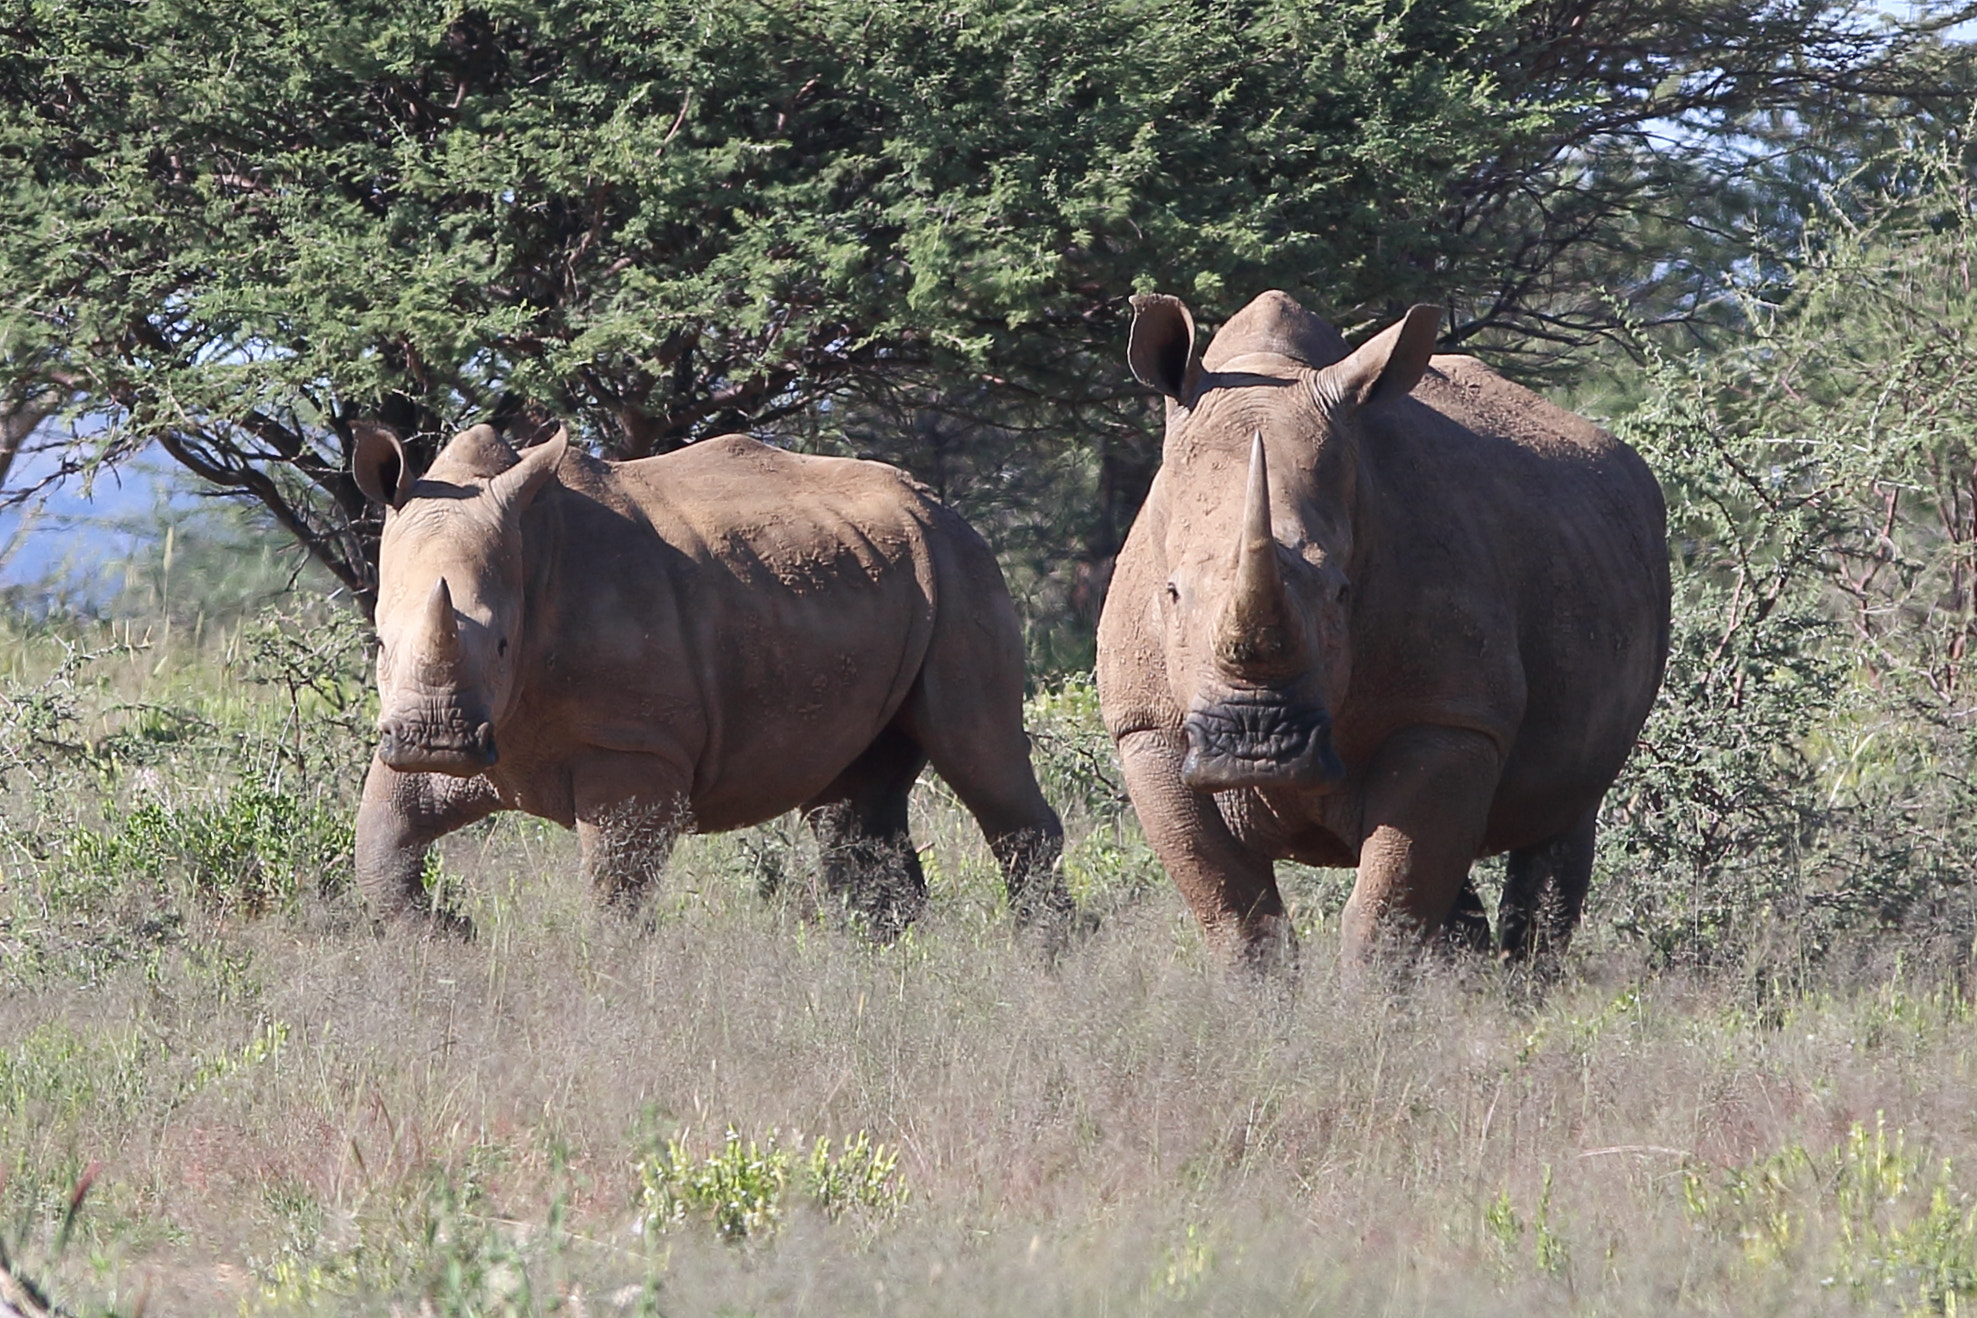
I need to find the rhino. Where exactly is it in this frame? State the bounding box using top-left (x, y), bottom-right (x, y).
top-left (350, 421), bottom-right (1068, 940)
top-left (1096, 290), bottom-right (1670, 969)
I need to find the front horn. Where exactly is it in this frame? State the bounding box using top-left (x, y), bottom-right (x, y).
top-left (417, 577), bottom-right (463, 673)
top-left (1213, 434), bottom-right (1301, 678)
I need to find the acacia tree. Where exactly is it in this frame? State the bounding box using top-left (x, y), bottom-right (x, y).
top-left (1583, 138), bottom-right (1977, 962)
top-left (0, 0), bottom-right (1969, 621)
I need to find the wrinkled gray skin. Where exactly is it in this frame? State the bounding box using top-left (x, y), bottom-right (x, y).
top-left (352, 423), bottom-right (1068, 941)
top-left (1096, 290), bottom-right (1670, 971)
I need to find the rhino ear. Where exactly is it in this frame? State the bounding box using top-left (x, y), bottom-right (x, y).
top-left (1322, 304), bottom-right (1441, 414)
top-left (1128, 294), bottom-right (1198, 402)
top-left (488, 425), bottom-right (568, 513)
top-left (351, 421), bottom-right (412, 508)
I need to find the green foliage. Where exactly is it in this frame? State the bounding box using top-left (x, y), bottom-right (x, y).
top-left (0, 599), bottom-right (375, 983)
top-left (250, 1149), bottom-right (587, 1318)
top-left (1686, 1116), bottom-right (1977, 1311)
top-left (1025, 674), bottom-right (1125, 822)
top-left (1153, 1222), bottom-right (1213, 1301)
top-left (397, 1165), bottom-right (547, 1318)
top-left (237, 597), bottom-right (375, 776)
top-left (0, 1024), bottom-right (153, 1128)
top-left (637, 1131), bottom-right (790, 1243)
top-left (67, 784), bottom-right (353, 917)
top-left (637, 1128), bottom-right (908, 1242)
top-left (0, 1009), bottom-right (289, 1302)
top-left (1481, 1166), bottom-right (1568, 1279)
top-left (1022, 676), bottom-right (1166, 910)
top-left (5, 0), bottom-right (1963, 622)
top-left (1594, 140), bottom-right (1977, 964)
top-left (804, 1132), bottom-right (910, 1225)
top-left (1599, 337), bottom-right (1848, 961)
top-left (0, 1018), bottom-right (288, 1128)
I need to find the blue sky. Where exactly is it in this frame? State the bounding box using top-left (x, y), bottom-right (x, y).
top-left (0, 440), bottom-right (185, 606)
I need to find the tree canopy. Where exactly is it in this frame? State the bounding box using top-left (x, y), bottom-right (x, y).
top-left (1, 0), bottom-right (1970, 632)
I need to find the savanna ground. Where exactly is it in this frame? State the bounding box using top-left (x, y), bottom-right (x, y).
top-left (5, 562), bottom-right (1977, 1318)
top-left (13, 142), bottom-right (1977, 1318)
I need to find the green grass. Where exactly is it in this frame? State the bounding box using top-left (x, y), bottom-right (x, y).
top-left (5, 609), bottom-right (1977, 1315)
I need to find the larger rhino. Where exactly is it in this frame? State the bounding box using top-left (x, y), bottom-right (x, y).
top-left (351, 422), bottom-right (1068, 940)
top-left (1096, 290), bottom-right (1669, 969)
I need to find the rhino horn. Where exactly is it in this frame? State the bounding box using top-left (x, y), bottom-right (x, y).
top-left (418, 577), bottom-right (463, 672)
top-left (1214, 434), bottom-right (1300, 678)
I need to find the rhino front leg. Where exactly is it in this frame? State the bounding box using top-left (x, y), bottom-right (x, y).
top-left (1116, 728), bottom-right (1292, 973)
top-left (1341, 725), bottom-right (1503, 967)
top-left (355, 756), bottom-right (502, 933)
top-left (573, 752), bottom-right (691, 913)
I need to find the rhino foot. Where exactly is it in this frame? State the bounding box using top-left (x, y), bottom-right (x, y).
top-left (368, 901), bottom-right (475, 942)
top-left (830, 844), bottom-right (928, 944)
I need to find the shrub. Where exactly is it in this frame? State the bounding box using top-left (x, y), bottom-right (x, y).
top-left (1594, 142), bottom-right (1977, 965)
top-left (67, 784), bottom-right (353, 917)
top-left (636, 1128), bottom-right (908, 1242)
top-left (1024, 675), bottom-right (1128, 824)
top-left (1685, 1115), bottom-right (1977, 1311)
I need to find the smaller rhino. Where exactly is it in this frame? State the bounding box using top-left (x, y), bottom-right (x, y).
top-left (351, 422), bottom-right (1069, 940)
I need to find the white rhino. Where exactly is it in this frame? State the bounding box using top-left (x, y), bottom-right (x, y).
top-left (1098, 291), bottom-right (1670, 969)
top-left (352, 422), bottom-right (1069, 940)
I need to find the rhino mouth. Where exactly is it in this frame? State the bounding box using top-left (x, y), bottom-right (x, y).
top-left (1181, 689), bottom-right (1343, 791)
top-left (377, 708), bottom-right (498, 776)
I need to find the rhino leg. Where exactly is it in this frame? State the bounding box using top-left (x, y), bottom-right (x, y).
top-left (898, 532), bottom-right (1073, 944)
top-left (572, 753), bottom-right (690, 912)
top-left (909, 706), bottom-right (1070, 945)
top-left (354, 755), bottom-right (502, 934)
top-left (1496, 805), bottom-right (1598, 966)
top-left (1444, 877), bottom-right (1494, 954)
top-left (803, 727), bottom-right (929, 942)
top-left (1116, 728), bottom-right (1292, 972)
top-left (941, 769), bottom-right (1068, 943)
top-left (1341, 725), bottom-right (1503, 967)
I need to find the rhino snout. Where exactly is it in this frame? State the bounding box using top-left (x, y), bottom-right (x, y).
top-left (1180, 689), bottom-right (1344, 791)
top-left (377, 713), bottom-right (498, 775)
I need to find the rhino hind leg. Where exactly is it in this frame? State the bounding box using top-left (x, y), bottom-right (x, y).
top-left (1442, 877), bottom-right (1493, 954)
top-left (1497, 806), bottom-right (1598, 966)
top-left (916, 724), bottom-right (1070, 945)
top-left (802, 727), bottom-right (930, 942)
top-left (892, 533), bottom-right (1074, 944)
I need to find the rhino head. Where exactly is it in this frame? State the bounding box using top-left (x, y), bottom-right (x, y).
top-left (1127, 291), bottom-right (1440, 792)
top-left (353, 422), bottom-right (568, 776)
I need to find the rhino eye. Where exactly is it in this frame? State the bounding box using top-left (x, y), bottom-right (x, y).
top-left (497, 637), bottom-right (509, 657)
top-left (1336, 583), bottom-right (1351, 605)
top-left (1165, 580), bottom-right (1180, 603)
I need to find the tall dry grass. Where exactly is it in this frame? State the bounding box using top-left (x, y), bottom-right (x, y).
top-left (4, 614), bottom-right (1977, 1315)
top-left (4, 815), bottom-right (1977, 1314)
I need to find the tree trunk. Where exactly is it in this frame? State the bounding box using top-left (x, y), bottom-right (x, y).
top-left (0, 388), bottom-right (62, 492)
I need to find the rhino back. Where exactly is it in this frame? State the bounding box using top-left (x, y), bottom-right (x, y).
top-left (523, 436), bottom-right (958, 830)
top-left (1354, 357), bottom-right (1670, 841)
